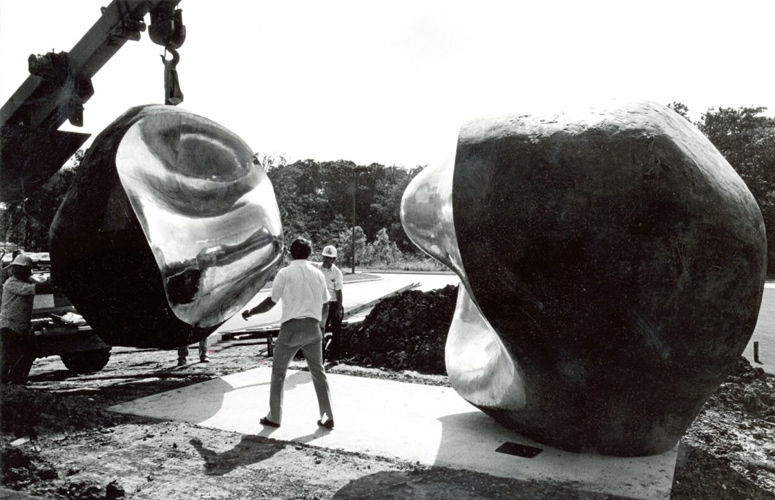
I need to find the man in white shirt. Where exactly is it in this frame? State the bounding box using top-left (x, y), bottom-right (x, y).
top-left (315, 245), bottom-right (343, 363)
top-left (242, 237), bottom-right (334, 429)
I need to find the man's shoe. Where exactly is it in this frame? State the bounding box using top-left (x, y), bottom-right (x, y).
top-left (177, 359), bottom-right (186, 366)
top-left (200, 357), bottom-right (210, 363)
top-left (260, 417), bottom-right (280, 428)
top-left (317, 418), bottom-right (334, 430)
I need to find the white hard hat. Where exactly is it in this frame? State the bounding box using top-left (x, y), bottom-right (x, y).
top-left (322, 245), bottom-right (337, 258)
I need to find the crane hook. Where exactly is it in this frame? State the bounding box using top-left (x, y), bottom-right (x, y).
top-left (161, 47), bottom-right (183, 105)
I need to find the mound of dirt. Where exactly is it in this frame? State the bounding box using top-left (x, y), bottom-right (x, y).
top-left (339, 285), bottom-right (457, 374)
top-left (677, 358), bottom-right (775, 497)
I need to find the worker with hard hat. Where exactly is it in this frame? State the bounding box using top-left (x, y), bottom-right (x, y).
top-left (0, 254), bottom-right (50, 384)
top-left (315, 245), bottom-right (344, 364)
top-left (1, 249), bottom-right (22, 283)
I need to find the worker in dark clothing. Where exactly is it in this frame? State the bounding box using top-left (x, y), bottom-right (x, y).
top-left (0, 254), bottom-right (49, 384)
top-left (177, 338), bottom-right (210, 366)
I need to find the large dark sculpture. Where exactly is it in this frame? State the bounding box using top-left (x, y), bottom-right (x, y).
top-left (50, 105), bottom-right (283, 348)
top-left (401, 101), bottom-right (767, 456)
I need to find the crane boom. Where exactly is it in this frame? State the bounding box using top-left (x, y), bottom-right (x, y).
top-left (0, 0), bottom-right (183, 203)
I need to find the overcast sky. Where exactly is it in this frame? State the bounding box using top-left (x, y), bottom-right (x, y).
top-left (1, 1), bottom-right (774, 168)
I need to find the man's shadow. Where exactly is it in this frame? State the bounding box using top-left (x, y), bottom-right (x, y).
top-left (190, 369), bottom-right (330, 475)
top-left (190, 435), bottom-right (284, 475)
top-left (191, 426), bottom-right (330, 475)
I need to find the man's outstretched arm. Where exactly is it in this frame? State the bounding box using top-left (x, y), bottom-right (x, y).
top-left (242, 297), bottom-right (276, 320)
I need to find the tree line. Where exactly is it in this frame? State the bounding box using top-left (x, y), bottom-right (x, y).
top-left (259, 155), bottom-right (428, 268)
top-left (1, 104), bottom-right (774, 274)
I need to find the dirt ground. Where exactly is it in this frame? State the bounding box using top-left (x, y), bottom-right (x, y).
top-left (1, 338), bottom-right (774, 500)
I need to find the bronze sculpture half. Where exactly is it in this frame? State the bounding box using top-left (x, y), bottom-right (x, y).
top-left (401, 101), bottom-right (766, 456)
top-left (50, 105), bottom-right (283, 348)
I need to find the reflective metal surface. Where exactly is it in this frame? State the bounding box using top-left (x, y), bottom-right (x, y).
top-left (400, 154), bottom-right (465, 279)
top-left (50, 105), bottom-right (283, 348)
top-left (401, 101), bottom-right (767, 456)
top-left (446, 286), bottom-right (526, 411)
top-left (401, 153), bottom-right (526, 413)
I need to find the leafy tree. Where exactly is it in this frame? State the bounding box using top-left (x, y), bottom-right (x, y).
top-left (368, 166), bottom-right (419, 251)
top-left (265, 159), bottom-right (424, 257)
top-left (317, 160), bottom-right (362, 238)
top-left (255, 152), bottom-right (288, 172)
top-left (696, 106), bottom-right (775, 272)
top-left (668, 101), bottom-right (691, 120)
top-left (266, 160), bottom-right (330, 245)
top-left (316, 214), bottom-right (350, 254)
top-left (361, 228), bottom-right (403, 268)
top-left (697, 107), bottom-right (775, 199)
top-left (338, 226), bottom-right (367, 269)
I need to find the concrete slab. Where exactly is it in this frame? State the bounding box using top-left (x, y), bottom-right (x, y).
top-left (110, 367), bottom-right (677, 500)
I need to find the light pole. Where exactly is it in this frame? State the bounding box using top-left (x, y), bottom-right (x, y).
top-left (350, 166), bottom-right (368, 274)
top-left (351, 167), bottom-right (356, 274)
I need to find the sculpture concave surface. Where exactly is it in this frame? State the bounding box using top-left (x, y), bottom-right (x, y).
top-left (401, 101), bottom-right (767, 456)
top-left (50, 105), bottom-right (283, 348)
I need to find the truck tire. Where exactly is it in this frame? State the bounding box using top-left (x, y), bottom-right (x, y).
top-left (60, 348), bottom-right (112, 373)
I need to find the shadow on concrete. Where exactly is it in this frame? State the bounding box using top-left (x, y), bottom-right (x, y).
top-left (105, 376), bottom-right (236, 428)
top-left (433, 410), bottom-right (496, 469)
top-left (111, 368), bottom-right (316, 429)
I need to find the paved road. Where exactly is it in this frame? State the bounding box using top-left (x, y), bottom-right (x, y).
top-left (743, 284), bottom-right (774, 374)
top-left (215, 274), bottom-right (774, 375)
